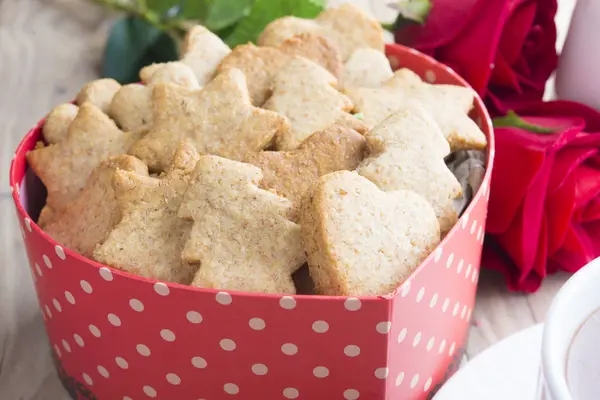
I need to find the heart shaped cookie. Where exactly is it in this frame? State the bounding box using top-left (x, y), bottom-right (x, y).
top-left (300, 170), bottom-right (440, 296)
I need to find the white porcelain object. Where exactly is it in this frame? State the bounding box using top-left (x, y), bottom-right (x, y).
top-left (540, 256), bottom-right (600, 400)
top-left (433, 325), bottom-right (543, 400)
top-left (555, 0), bottom-right (600, 110)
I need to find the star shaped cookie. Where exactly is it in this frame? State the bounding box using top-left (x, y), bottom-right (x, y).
top-left (140, 25), bottom-right (230, 86)
top-left (217, 33), bottom-right (342, 105)
top-left (245, 120), bottom-right (367, 219)
top-left (345, 68), bottom-right (488, 151)
top-left (357, 107), bottom-right (462, 234)
top-left (27, 103), bottom-right (144, 212)
top-left (263, 56), bottom-right (354, 150)
top-left (44, 155), bottom-right (148, 258)
top-left (129, 68), bottom-right (289, 172)
top-left (258, 3), bottom-right (384, 61)
top-left (42, 103), bottom-right (79, 144)
top-left (178, 155), bottom-right (305, 294)
top-left (109, 62), bottom-right (200, 132)
top-left (93, 143), bottom-right (200, 284)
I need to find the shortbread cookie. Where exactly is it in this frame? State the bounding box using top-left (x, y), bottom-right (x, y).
top-left (217, 33), bottom-right (342, 105)
top-left (341, 48), bottom-right (394, 89)
top-left (93, 143), bottom-right (199, 284)
top-left (345, 68), bottom-right (487, 150)
top-left (44, 155), bottom-right (148, 258)
top-left (27, 103), bottom-right (144, 212)
top-left (263, 56), bottom-right (353, 150)
top-left (357, 109), bottom-right (462, 234)
top-left (130, 68), bottom-right (289, 172)
top-left (258, 3), bottom-right (384, 61)
top-left (42, 103), bottom-right (79, 144)
top-left (178, 155), bottom-right (305, 294)
top-left (245, 122), bottom-right (367, 218)
top-left (140, 25), bottom-right (230, 86)
top-left (75, 78), bottom-right (121, 114)
top-left (366, 103), bottom-right (450, 158)
top-left (109, 63), bottom-right (200, 132)
top-left (300, 170), bottom-right (440, 296)
top-left (109, 84), bottom-right (153, 132)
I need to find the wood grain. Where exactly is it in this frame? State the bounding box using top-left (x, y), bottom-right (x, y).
top-left (0, 0), bottom-right (575, 398)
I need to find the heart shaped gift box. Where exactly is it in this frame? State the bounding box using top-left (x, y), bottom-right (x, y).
top-left (9, 44), bottom-right (494, 400)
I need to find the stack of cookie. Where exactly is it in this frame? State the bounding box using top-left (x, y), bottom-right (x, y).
top-left (27, 4), bottom-right (487, 297)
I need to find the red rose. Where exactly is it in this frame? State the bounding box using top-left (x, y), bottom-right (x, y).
top-left (484, 101), bottom-right (600, 292)
top-left (394, 0), bottom-right (558, 116)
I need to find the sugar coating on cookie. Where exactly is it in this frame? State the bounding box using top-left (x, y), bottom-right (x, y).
top-left (27, 103), bottom-right (144, 212)
top-left (245, 121), bottom-right (367, 219)
top-left (357, 109), bottom-right (462, 234)
top-left (258, 3), bottom-right (384, 61)
top-left (130, 68), bottom-right (289, 172)
top-left (300, 170), bottom-right (440, 296)
top-left (140, 25), bottom-right (230, 86)
top-left (93, 143), bottom-right (200, 284)
top-left (178, 155), bottom-right (305, 294)
top-left (75, 78), bottom-right (121, 114)
top-left (43, 103), bottom-right (79, 144)
top-left (217, 34), bottom-right (342, 106)
top-left (345, 68), bottom-right (488, 151)
top-left (341, 48), bottom-right (394, 89)
top-left (44, 155), bottom-right (149, 258)
top-left (110, 63), bottom-right (200, 132)
top-left (264, 56), bottom-right (353, 150)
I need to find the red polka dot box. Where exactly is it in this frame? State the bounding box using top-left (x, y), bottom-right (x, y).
top-left (9, 44), bottom-right (494, 400)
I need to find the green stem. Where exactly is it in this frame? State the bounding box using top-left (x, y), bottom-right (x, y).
top-left (92, 0), bottom-right (188, 38)
top-left (493, 110), bottom-right (557, 134)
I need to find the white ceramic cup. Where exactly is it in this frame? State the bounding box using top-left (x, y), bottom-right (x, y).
top-left (538, 256), bottom-right (600, 400)
top-left (555, 0), bottom-right (600, 110)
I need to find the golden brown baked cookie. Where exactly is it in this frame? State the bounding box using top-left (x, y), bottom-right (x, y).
top-left (93, 143), bottom-right (199, 284)
top-left (44, 155), bottom-right (148, 258)
top-left (245, 122), bottom-right (367, 219)
top-left (263, 56), bottom-right (353, 150)
top-left (27, 103), bottom-right (143, 212)
top-left (217, 33), bottom-right (342, 105)
top-left (129, 68), bottom-right (289, 172)
top-left (178, 155), bottom-right (305, 294)
top-left (258, 3), bottom-right (384, 61)
top-left (109, 63), bottom-right (200, 132)
top-left (345, 68), bottom-right (488, 151)
top-left (75, 78), bottom-right (121, 114)
top-left (357, 107), bottom-right (462, 234)
top-left (42, 103), bottom-right (79, 144)
top-left (300, 170), bottom-right (440, 296)
top-left (140, 25), bottom-right (230, 86)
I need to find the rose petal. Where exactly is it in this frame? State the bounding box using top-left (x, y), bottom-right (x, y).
top-left (495, 152), bottom-right (555, 274)
top-left (395, 0), bottom-right (483, 50)
top-left (489, 53), bottom-right (522, 91)
top-left (545, 172), bottom-right (576, 256)
top-left (434, 0), bottom-right (515, 93)
top-left (514, 101), bottom-right (600, 132)
top-left (497, 1), bottom-right (537, 65)
top-left (547, 147), bottom-right (597, 194)
top-left (483, 237), bottom-right (543, 292)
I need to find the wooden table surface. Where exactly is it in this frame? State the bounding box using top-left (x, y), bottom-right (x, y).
top-left (0, 0), bottom-right (577, 398)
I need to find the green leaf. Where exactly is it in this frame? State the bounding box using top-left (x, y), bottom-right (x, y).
top-left (387, 0), bottom-right (431, 32)
top-left (493, 110), bottom-right (557, 134)
top-left (394, 0), bottom-right (432, 24)
top-left (225, 0), bottom-right (325, 47)
top-left (204, 0), bottom-right (252, 31)
top-left (102, 16), bottom-right (179, 84)
top-left (146, 0), bottom-right (209, 19)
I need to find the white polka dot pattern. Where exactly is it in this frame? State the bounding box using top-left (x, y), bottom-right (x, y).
top-left (13, 46), bottom-right (490, 400)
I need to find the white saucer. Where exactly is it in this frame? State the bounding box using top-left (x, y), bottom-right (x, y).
top-left (434, 324), bottom-right (544, 400)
